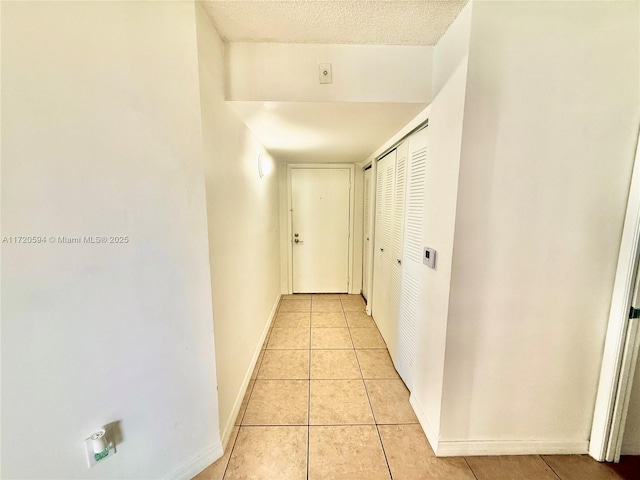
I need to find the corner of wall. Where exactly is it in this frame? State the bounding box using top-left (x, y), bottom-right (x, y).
top-left (410, 394), bottom-right (441, 454)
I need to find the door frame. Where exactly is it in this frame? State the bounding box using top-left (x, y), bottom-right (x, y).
top-left (362, 165), bottom-right (374, 301)
top-left (590, 130), bottom-right (640, 461)
top-left (364, 159), bottom-right (378, 314)
top-left (286, 164), bottom-right (356, 294)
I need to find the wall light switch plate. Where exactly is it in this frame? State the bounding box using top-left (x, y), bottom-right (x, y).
top-left (85, 438), bottom-right (117, 468)
top-left (319, 63), bottom-right (332, 84)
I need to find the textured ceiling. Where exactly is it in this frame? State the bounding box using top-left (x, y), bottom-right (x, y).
top-left (202, 1), bottom-right (468, 46)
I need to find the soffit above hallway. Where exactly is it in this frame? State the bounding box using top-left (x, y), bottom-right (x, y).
top-left (201, 0), bottom-right (468, 46)
top-left (228, 101), bottom-right (427, 163)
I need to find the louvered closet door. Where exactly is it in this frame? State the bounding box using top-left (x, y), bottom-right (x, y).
top-left (372, 150), bottom-right (396, 344)
top-left (396, 127), bottom-right (428, 390)
top-left (362, 168), bottom-right (372, 300)
top-left (387, 140), bottom-right (408, 361)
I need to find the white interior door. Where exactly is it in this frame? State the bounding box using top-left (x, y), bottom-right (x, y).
top-left (396, 127), bottom-right (428, 390)
top-left (372, 151), bottom-right (396, 346)
top-left (362, 167), bottom-right (372, 300)
top-left (291, 168), bottom-right (351, 293)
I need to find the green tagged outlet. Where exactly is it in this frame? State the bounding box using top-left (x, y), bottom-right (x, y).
top-left (94, 449), bottom-right (109, 462)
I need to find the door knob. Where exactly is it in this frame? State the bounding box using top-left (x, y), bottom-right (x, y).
top-left (294, 238), bottom-right (304, 244)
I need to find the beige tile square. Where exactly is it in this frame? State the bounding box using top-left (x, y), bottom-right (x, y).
top-left (365, 379), bottom-right (418, 424)
top-left (312, 299), bottom-right (343, 312)
top-left (311, 350), bottom-right (361, 379)
top-left (251, 350), bottom-right (265, 379)
top-left (308, 425), bottom-right (390, 480)
top-left (379, 424), bottom-right (474, 480)
top-left (267, 328), bottom-right (310, 349)
top-left (193, 426), bottom-right (240, 480)
top-left (243, 380), bottom-right (309, 425)
top-left (225, 426), bottom-right (307, 480)
top-left (310, 379), bottom-right (374, 424)
top-left (311, 312), bottom-right (347, 327)
top-left (356, 349), bottom-right (399, 379)
top-left (351, 327), bottom-right (387, 349)
top-left (258, 350), bottom-right (309, 379)
top-left (279, 298), bottom-right (311, 312)
top-left (340, 294), bottom-right (366, 312)
top-left (346, 311), bottom-right (377, 328)
top-left (273, 312), bottom-right (310, 328)
top-left (541, 455), bottom-right (624, 480)
top-left (466, 455), bottom-right (559, 480)
top-left (235, 380), bottom-right (255, 426)
top-left (311, 328), bottom-right (353, 349)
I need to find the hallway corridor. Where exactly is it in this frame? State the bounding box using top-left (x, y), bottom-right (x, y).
top-left (193, 294), bottom-right (635, 480)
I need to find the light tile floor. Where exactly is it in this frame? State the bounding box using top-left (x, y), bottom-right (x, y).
top-left (195, 294), bottom-right (640, 480)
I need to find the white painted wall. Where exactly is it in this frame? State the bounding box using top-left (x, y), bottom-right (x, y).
top-left (440, 0), bottom-right (640, 451)
top-left (623, 353), bottom-right (640, 455)
top-left (1, 2), bottom-right (221, 478)
top-left (195, 5), bottom-right (281, 449)
top-left (358, 4), bottom-right (473, 448)
top-left (410, 1), bottom-right (473, 447)
top-left (227, 43), bottom-right (433, 103)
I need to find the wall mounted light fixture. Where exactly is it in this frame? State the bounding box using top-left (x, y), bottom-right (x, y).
top-left (258, 153), bottom-right (272, 178)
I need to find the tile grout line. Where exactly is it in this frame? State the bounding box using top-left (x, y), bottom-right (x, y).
top-left (342, 297), bottom-right (395, 480)
top-left (539, 455), bottom-right (564, 480)
top-left (219, 425), bottom-right (241, 480)
top-left (462, 457), bottom-right (481, 480)
top-left (239, 423), bottom-right (417, 427)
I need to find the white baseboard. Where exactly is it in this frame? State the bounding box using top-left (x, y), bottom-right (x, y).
top-left (165, 442), bottom-right (223, 480)
top-left (409, 393), bottom-right (440, 454)
top-left (219, 293), bottom-right (281, 450)
top-left (436, 439), bottom-right (589, 457)
top-left (409, 394), bottom-right (589, 457)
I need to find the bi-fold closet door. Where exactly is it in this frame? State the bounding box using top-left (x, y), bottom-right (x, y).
top-left (372, 141), bottom-right (407, 365)
top-left (371, 127), bottom-right (428, 390)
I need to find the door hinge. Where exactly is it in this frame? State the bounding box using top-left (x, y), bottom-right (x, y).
top-left (630, 306), bottom-right (640, 319)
